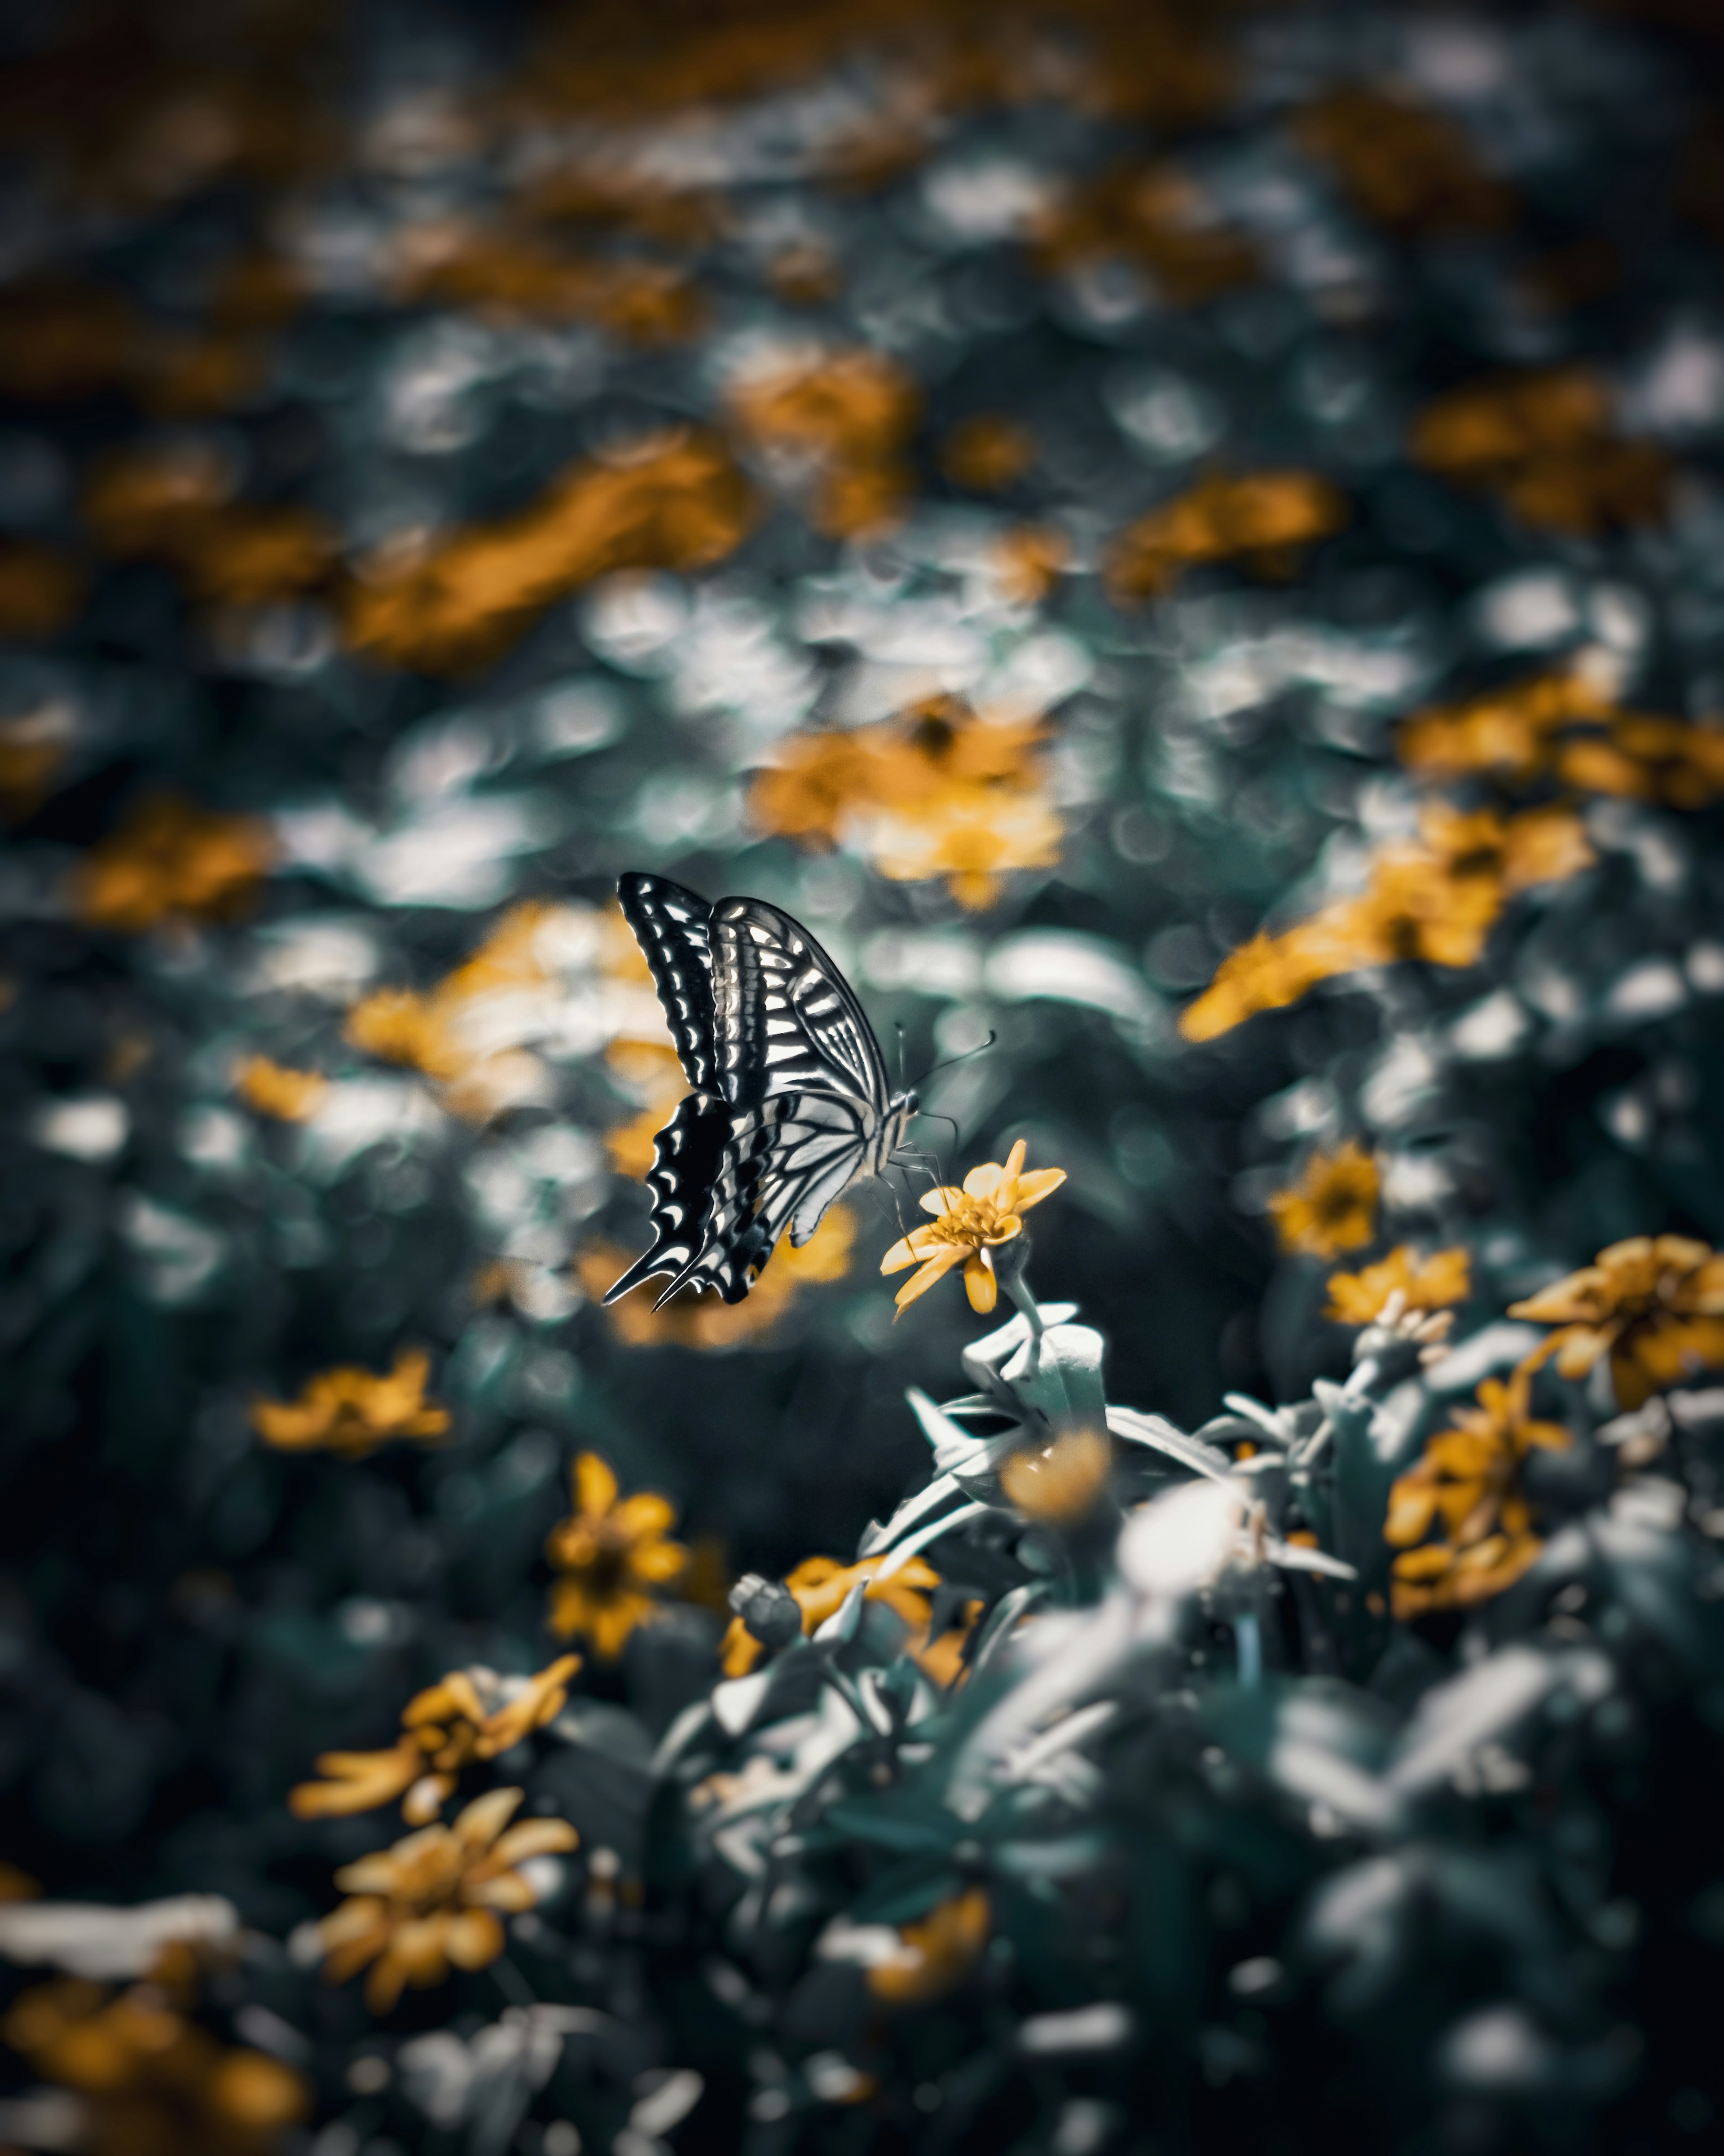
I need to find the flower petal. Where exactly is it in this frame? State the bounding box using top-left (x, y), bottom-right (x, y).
top-left (961, 1160), bottom-right (1006, 1201)
top-left (893, 1245), bottom-right (968, 1310)
top-left (918, 1186), bottom-right (966, 1216)
top-left (444, 1907), bottom-right (506, 1971)
top-left (573, 1452), bottom-right (618, 1521)
top-left (881, 1225), bottom-right (954, 1274)
top-left (453, 1786), bottom-right (523, 1848)
top-left (963, 1253), bottom-right (998, 1314)
top-left (1012, 1168), bottom-right (1067, 1211)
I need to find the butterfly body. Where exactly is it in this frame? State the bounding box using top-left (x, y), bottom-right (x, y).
top-left (606, 873), bottom-right (915, 1308)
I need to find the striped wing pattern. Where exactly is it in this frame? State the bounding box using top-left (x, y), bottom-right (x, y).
top-left (616, 870), bottom-right (717, 1092)
top-left (604, 880), bottom-right (901, 1309)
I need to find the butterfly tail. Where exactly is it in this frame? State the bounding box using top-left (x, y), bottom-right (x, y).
top-left (603, 1093), bottom-right (730, 1305)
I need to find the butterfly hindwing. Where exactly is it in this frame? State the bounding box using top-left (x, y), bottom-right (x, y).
top-left (617, 871), bottom-right (717, 1093)
top-left (602, 1092), bottom-right (730, 1305)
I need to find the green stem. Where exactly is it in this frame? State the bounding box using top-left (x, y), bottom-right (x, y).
top-left (996, 1236), bottom-right (1044, 1338)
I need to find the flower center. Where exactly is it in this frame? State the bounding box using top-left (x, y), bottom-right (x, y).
top-left (935, 1196), bottom-right (1002, 1249)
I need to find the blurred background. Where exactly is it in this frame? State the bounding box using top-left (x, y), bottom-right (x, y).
top-left (1, 0), bottom-right (1724, 1991)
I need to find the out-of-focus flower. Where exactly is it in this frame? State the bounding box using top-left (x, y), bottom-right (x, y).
top-left (316, 1788), bottom-right (577, 2013)
top-left (1181, 805), bottom-right (1591, 1041)
top-left (249, 1348), bottom-right (451, 1458)
top-left (345, 901), bottom-right (594, 1122)
top-left (1385, 1362), bottom-right (1569, 1618)
top-left (604, 1039), bottom-right (690, 1177)
top-left (233, 1056), bottom-right (329, 1122)
top-left (1412, 368), bottom-right (1671, 535)
top-left (341, 429), bottom-right (755, 672)
top-left (1034, 163), bottom-right (1257, 302)
top-left (727, 346), bottom-right (920, 537)
top-left (1268, 1141), bottom-right (1378, 1259)
top-left (1398, 671), bottom-right (1616, 784)
top-left (1419, 802), bottom-right (1595, 898)
top-left (1106, 470), bottom-right (1348, 603)
top-left (545, 1453), bottom-right (688, 1658)
top-left (717, 1550), bottom-right (949, 1678)
top-left (866, 1887), bottom-right (990, 2006)
top-left (581, 1204), bottom-right (858, 1349)
top-left (881, 1138), bottom-right (1066, 1314)
top-left (2, 1975), bottom-right (308, 2155)
top-left (0, 279), bottom-right (140, 401)
top-left (1177, 922), bottom-right (1342, 1043)
top-left (70, 794), bottom-right (277, 933)
top-left (939, 414), bottom-right (1036, 491)
top-left (1326, 1245), bottom-right (1471, 1325)
top-left (1328, 1245), bottom-right (1470, 1362)
top-left (290, 1656), bottom-right (581, 1825)
top-left (998, 1426), bottom-right (1113, 1525)
top-left (750, 696), bottom-right (1062, 908)
top-left (1509, 1235), bottom-right (1724, 1411)
top-left (989, 523), bottom-right (1069, 605)
top-left (0, 698), bottom-right (77, 820)
top-left (1557, 713), bottom-right (1724, 811)
top-left (0, 538), bottom-right (83, 641)
top-left (1294, 87), bottom-right (1514, 232)
top-left (393, 220), bottom-right (704, 341)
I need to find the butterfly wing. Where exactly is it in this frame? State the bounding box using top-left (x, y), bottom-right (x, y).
top-left (606, 886), bottom-right (901, 1308)
top-left (616, 871), bottom-right (717, 1093)
top-left (602, 1092), bottom-right (730, 1305)
top-left (656, 1094), bottom-right (872, 1303)
top-left (709, 895), bottom-right (892, 1115)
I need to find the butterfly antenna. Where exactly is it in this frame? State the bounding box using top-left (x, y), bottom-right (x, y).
top-left (912, 1030), bottom-right (998, 1088)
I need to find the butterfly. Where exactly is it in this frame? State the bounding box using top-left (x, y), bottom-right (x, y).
top-left (605, 873), bottom-right (918, 1308)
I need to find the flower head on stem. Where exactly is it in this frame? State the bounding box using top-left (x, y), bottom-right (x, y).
top-left (880, 1140), bottom-right (1065, 1316)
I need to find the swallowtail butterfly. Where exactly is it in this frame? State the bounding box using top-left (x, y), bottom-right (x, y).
top-left (605, 873), bottom-right (917, 1307)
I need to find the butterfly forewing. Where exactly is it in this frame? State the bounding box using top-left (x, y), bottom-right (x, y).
top-left (711, 897), bottom-right (890, 1114)
top-left (617, 871), bottom-right (717, 1093)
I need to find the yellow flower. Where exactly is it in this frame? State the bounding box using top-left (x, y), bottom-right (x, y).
top-left (1508, 1235), bottom-right (1724, 1411)
top-left (1398, 671), bottom-right (1613, 783)
top-left (3, 1976), bottom-right (309, 2155)
top-left (344, 901), bottom-right (584, 1123)
top-left (717, 1551), bottom-right (947, 1679)
top-left (726, 346), bottom-right (920, 538)
top-left (866, 1887), bottom-right (991, 2006)
top-left (1178, 921), bottom-right (1346, 1042)
top-left (1033, 163), bottom-right (1258, 304)
top-left (1384, 1362), bottom-right (1570, 1618)
top-left (339, 430), bottom-right (755, 673)
top-left (233, 1055), bottom-right (329, 1122)
top-left (881, 1139), bottom-right (1067, 1315)
top-left (1267, 1142), bottom-right (1379, 1259)
top-left (290, 1655), bottom-right (581, 1824)
top-left (1325, 1245), bottom-right (1471, 1325)
top-left (316, 1788), bottom-right (577, 2013)
top-left (997, 1426), bottom-right (1113, 1526)
top-left (1411, 366), bottom-right (1671, 536)
top-left (1294, 87), bottom-right (1514, 233)
top-left (249, 1348), bottom-right (450, 1459)
top-left (545, 1454), bottom-right (688, 1658)
top-left (1106, 469), bottom-right (1348, 604)
top-left (70, 792), bottom-right (276, 933)
top-left (939, 414), bottom-right (1036, 491)
top-left (862, 789), bottom-right (1065, 911)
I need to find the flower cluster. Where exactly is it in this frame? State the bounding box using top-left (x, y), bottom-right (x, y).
top-left (1033, 163), bottom-right (1258, 304)
top-left (290, 1657), bottom-right (581, 1824)
top-left (1106, 469), bottom-right (1349, 604)
top-left (341, 430), bottom-right (755, 672)
top-left (316, 1789), bottom-right (577, 2012)
top-left (71, 793), bottom-right (276, 934)
top-left (1412, 367), bottom-right (1672, 536)
top-left (727, 345), bottom-right (921, 538)
top-left (1180, 803), bottom-right (1593, 1040)
top-left (249, 1348), bottom-right (450, 1458)
top-left (544, 1452), bottom-right (689, 1658)
top-left (749, 695), bottom-right (1062, 908)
